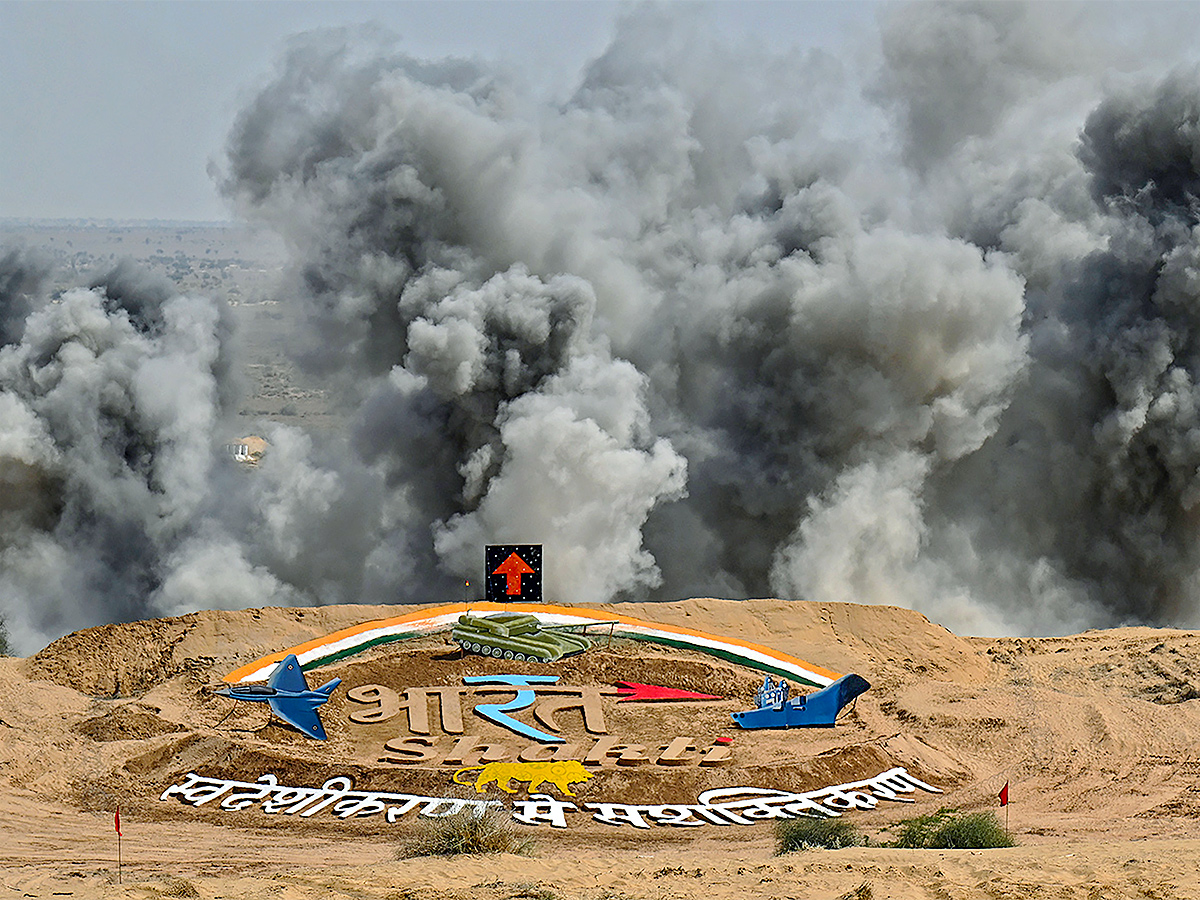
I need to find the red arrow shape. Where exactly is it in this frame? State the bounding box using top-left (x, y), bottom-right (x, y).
top-left (492, 552), bottom-right (535, 595)
top-left (613, 681), bottom-right (722, 702)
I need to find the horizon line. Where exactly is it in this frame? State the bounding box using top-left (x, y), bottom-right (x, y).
top-left (1, 216), bottom-right (242, 228)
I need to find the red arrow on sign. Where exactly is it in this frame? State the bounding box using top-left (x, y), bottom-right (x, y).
top-left (492, 552), bottom-right (535, 595)
top-left (612, 681), bottom-right (722, 702)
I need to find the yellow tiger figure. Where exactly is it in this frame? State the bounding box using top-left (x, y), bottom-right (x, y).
top-left (452, 760), bottom-right (593, 796)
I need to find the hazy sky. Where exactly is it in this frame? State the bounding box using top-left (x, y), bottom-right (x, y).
top-left (0, 1), bottom-right (878, 222)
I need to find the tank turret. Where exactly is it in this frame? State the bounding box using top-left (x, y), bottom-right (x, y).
top-left (451, 613), bottom-right (593, 662)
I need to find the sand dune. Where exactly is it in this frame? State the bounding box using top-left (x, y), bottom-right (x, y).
top-left (5, 598), bottom-right (1200, 899)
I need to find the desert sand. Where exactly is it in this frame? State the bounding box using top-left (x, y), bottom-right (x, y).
top-left (4, 598), bottom-right (1200, 899)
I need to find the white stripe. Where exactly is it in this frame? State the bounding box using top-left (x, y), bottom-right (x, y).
top-left (236, 608), bottom-right (832, 686)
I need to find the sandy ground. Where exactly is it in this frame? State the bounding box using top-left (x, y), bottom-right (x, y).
top-left (7, 809), bottom-right (1200, 900)
top-left (5, 598), bottom-right (1200, 899)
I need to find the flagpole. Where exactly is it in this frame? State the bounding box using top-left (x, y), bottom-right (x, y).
top-left (999, 779), bottom-right (1010, 840)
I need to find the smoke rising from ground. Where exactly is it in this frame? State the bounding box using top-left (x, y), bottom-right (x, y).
top-left (6, 2), bottom-right (1200, 652)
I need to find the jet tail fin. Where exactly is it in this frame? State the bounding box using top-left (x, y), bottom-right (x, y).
top-left (315, 678), bottom-right (341, 696)
top-left (268, 654), bottom-right (309, 692)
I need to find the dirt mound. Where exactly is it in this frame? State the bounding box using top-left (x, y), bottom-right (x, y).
top-left (72, 704), bottom-right (186, 741)
top-left (8, 597), bottom-right (1200, 898)
top-left (25, 604), bottom-right (392, 695)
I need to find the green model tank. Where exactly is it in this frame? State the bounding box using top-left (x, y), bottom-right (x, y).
top-left (451, 613), bottom-right (593, 662)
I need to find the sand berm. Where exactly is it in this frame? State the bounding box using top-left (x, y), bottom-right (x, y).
top-left (4, 598), bottom-right (1200, 899)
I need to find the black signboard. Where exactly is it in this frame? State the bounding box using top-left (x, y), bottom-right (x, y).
top-left (485, 544), bottom-right (543, 603)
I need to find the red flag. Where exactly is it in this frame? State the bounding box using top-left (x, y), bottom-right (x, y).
top-left (115, 807), bottom-right (121, 836)
top-left (999, 782), bottom-right (1009, 807)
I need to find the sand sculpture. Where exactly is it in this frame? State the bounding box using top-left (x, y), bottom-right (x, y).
top-left (189, 585), bottom-right (907, 832)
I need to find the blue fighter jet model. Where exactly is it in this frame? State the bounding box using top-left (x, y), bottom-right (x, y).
top-left (215, 654), bottom-right (340, 740)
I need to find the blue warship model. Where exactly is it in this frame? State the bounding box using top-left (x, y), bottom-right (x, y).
top-left (731, 672), bottom-right (870, 729)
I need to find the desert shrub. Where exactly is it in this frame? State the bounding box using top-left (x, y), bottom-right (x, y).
top-left (890, 808), bottom-right (1015, 849)
top-left (508, 885), bottom-right (559, 900)
top-left (775, 816), bottom-right (867, 853)
top-left (0, 614), bottom-right (9, 656)
top-left (156, 877), bottom-right (201, 898)
top-left (400, 808), bottom-right (534, 858)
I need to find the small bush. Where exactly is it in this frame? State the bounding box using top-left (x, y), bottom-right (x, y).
top-left (776, 816), bottom-right (867, 853)
top-left (157, 877), bottom-right (201, 898)
top-left (508, 885), bottom-right (559, 900)
top-left (890, 808), bottom-right (1015, 849)
top-left (400, 808), bottom-right (534, 858)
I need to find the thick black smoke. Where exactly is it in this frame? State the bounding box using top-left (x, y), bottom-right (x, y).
top-left (7, 2), bottom-right (1200, 653)
top-left (0, 255), bottom-right (237, 646)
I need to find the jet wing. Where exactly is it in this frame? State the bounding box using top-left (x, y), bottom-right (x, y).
top-left (268, 654), bottom-right (309, 692)
top-left (269, 696), bottom-right (328, 740)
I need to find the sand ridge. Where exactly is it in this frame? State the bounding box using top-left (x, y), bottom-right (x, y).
top-left (5, 598), bottom-right (1200, 898)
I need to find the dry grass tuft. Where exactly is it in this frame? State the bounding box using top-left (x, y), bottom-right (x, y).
top-left (400, 808), bottom-right (535, 858)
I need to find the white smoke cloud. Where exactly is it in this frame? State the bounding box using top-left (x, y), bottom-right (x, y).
top-left (0, 278), bottom-right (233, 647)
top-left (434, 353), bottom-right (687, 604)
top-left (156, 534), bottom-right (298, 618)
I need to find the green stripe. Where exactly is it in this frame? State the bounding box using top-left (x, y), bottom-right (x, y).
top-left (299, 625), bottom-right (824, 687)
top-left (615, 632), bottom-right (825, 687)
top-left (302, 631), bottom-right (421, 670)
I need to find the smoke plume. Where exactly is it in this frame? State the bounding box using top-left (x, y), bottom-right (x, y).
top-left (7, 2), bottom-right (1200, 652)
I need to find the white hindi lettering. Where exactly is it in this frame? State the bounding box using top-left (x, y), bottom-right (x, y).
top-left (159, 767), bottom-right (940, 829)
top-left (511, 794), bottom-right (578, 829)
top-left (584, 802), bottom-right (652, 829)
top-left (861, 766), bottom-right (943, 801)
top-left (221, 774), bottom-right (280, 810)
top-left (159, 773), bottom-right (238, 806)
top-left (261, 776), bottom-right (355, 817)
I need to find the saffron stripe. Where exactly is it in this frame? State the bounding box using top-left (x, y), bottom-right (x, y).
top-left (225, 603), bottom-right (840, 687)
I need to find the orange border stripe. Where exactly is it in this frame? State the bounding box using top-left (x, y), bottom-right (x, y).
top-left (225, 602), bottom-right (842, 685)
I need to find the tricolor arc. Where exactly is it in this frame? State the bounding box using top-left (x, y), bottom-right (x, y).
top-left (224, 603), bottom-right (840, 688)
